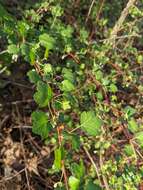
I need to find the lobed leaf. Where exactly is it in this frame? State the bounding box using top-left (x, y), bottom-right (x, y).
top-left (34, 81), bottom-right (53, 107)
top-left (32, 111), bottom-right (52, 140)
top-left (80, 111), bottom-right (102, 136)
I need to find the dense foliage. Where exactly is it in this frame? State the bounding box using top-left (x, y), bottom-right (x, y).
top-left (0, 0), bottom-right (143, 189)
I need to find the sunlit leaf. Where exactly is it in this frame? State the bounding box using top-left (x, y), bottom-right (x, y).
top-left (68, 176), bottom-right (80, 190)
top-left (39, 33), bottom-right (55, 50)
top-left (80, 111), bottom-right (102, 136)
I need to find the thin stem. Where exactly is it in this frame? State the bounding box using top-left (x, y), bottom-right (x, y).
top-left (96, 0), bottom-right (105, 23)
top-left (83, 146), bottom-right (103, 187)
top-left (85, 0), bottom-right (96, 23)
top-left (99, 151), bottom-right (110, 190)
top-left (108, 0), bottom-right (137, 45)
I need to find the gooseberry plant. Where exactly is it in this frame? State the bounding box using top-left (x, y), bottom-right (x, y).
top-left (0, 0), bottom-right (143, 189)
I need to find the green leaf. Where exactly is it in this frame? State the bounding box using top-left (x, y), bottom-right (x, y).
top-left (62, 68), bottom-right (75, 83)
top-left (44, 48), bottom-right (49, 58)
top-left (53, 148), bottom-right (62, 171)
top-left (20, 43), bottom-right (29, 55)
top-left (80, 111), bottom-right (102, 136)
top-left (79, 28), bottom-right (89, 43)
top-left (124, 106), bottom-right (136, 119)
top-left (137, 55), bottom-right (143, 64)
top-left (20, 43), bottom-right (30, 61)
top-left (62, 100), bottom-right (71, 110)
top-left (32, 111), bottom-right (51, 140)
top-left (128, 119), bottom-right (138, 133)
top-left (109, 83), bottom-right (118, 93)
top-left (0, 4), bottom-right (12, 20)
top-left (85, 180), bottom-right (102, 190)
top-left (39, 33), bottom-right (55, 50)
top-left (27, 69), bottom-right (41, 84)
top-left (96, 70), bottom-right (103, 81)
top-left (60, 25), bottom-right (73, 39)
top-left (29, 48), bottom-right (37, 65)
top-left (135, 132), bottom-right (143, 147)
top-left (17, 21), bottom-right (30, 37)
top-left (68, 176), bottom-right (80, 190)
top-left (34, 81), bottom-right (53, 107)
top-left (51, 5), bottom-right (63, 17)
top-left (124, 144), bottom-right (134, 156)
top-left (71, 135), bottom-right (80, 151)
top-left (62, 80), bottom-right (75, 92)
top-left (96, 91), bottom-right (103, 101)
top-left (7, 44), bottom-right (19, 54)
top-left (71, 160), bottom-right (85, 179)
top-left (43, 64), bottom-right (53, 74)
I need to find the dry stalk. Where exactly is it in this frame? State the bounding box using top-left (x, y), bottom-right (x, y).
top-left (86, 0), bottom-right (96, 23)
top-left (83, 146), bottom-right (103, 188)
top-left (107, 0), bottom-right (137, 45)
top-left (95, 0), bottom-right (105, 23)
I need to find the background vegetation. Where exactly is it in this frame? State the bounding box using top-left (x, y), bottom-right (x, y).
top-left (0, 0), bottom-right (143, 189)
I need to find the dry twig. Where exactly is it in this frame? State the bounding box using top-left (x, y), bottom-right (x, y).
top-left (107, 0), bottom-right (137, 45)
top-left (85, 0), bottom-right (96, 23)
top-left (83, 146), bottom-right (103, 187)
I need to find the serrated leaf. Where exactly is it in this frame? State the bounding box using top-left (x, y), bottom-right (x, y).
top-left (51, 5), bottom-right (63, 17)
top-left (80, 111), bottom-right (102, 136)
top-left (79, 28), bottom-right (89, 43)
top-left (128, 119), bottom-right (138, 133)
top-left (85, 179), bottom-right (102, 190)
top-left (17, 21), bottom-right (30, 37)
top-left (124, 144), bottom-right (134, 156)
top-left (62, 68), bottom-right (74, 83)
top-left (135, 132), bottom-right (143, 147)
top-left (27, 69), bottom-right (41, 84)
top-left (96, 70), bottom-right (103, 81)
top-left (39, 33), bottom-right (55, 50)
top-left (7, 44), bottom-right (19, 54)
top-left (34, 81), bottom-right (53, 107)
top-left (32, 111), bottom-right (51, 140)
top-left (124, 106), bottom-right (136, 119)
top-left (68, 176), bottom-right (80, 190)
top-left (62, 100), bottom-right (71, 110)
top-left (62, 80), bottom-right (75, 92)
top-left (61, 25), bottom-right (73, 39)
top-left (71, 160), bottom-right (85, 179)
top-left (20, 43), bottom-right (29, 55)
top-left (43, 64), bottom-right (52, 74)
top-left (109, 83), bottom-right (118, 93)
